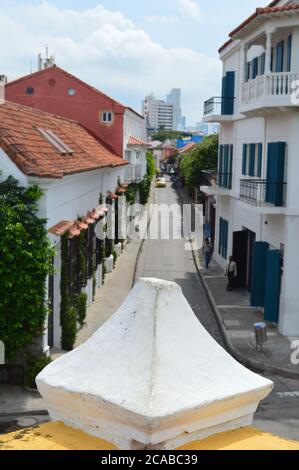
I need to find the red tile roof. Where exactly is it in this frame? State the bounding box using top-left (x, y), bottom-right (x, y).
top-left (219, 2), bottom-right (299, 53)
top-left (178, 142), bottom-right (198, 155)
top-left (128, 136), bottom-right (148, 147)
top-left (0, 101), bottom-right (127, 179)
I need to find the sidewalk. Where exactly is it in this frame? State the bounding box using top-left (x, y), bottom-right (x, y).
top-left (194, 250), bottom-right (299, 380)
top-left (176, 186), bottom-right (299, 380)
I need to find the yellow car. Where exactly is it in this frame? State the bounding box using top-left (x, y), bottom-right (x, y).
top-left (156, 177), bottom-right (167, 189)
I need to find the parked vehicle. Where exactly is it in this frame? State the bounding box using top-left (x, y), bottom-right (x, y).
top-left (156, 177), bottom-right (167, 189)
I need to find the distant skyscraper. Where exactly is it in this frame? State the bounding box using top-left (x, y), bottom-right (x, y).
top-left (166, 88), bottom-right (182, 131)
top-left (142, 94), bottom-right (174, 132)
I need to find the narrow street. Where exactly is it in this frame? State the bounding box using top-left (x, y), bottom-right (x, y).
top-left (135, 178), bottom-right (299, 442)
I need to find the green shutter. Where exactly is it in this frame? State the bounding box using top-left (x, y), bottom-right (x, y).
top-left (218, 218), bottom-right (223, 255)
top-left (251, 241), bottom-right (269, 307)
top-left (287, 35), bottom-right (292, 72)
top-left (223, 145), bottom-right (229, 188)
top-left (261, 53), bottom-right (265, 75)
top-left (242, 144), bottom-right (247, 175)
top-left (257, 143), bottom-right (263, 178)
top-left (264, 250), bottom-right (281, 323)
top-left (218, 145), bottom-right (224, 187)
top-left (228, 145), bottom-right (233, 189)
top-left (276, 40), bottom-right (284, 73)
top-left (249, 144), bottom-right (256, 177)
top-left (266, 142), bottom-right (286, 206)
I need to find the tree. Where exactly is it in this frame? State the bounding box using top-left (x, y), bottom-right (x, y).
top-left (180, 134), bottom-right (219, 190)
top-left (152, 129), bottom-right (188, 142)
top-left (0, 176), bottom-right (54, 361)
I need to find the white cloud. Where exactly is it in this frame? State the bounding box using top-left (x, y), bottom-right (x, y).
top-left (177, 0), bottom-right (202, 22)
top-left (0, 2), bottom-right (220, 124)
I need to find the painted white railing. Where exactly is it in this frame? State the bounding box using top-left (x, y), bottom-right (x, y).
top-left (242, 72), bottom-right (299, 104)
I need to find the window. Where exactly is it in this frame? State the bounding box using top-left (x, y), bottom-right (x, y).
top-left (38, 128), bottom-right (74, 155)
top-left (218, 218), bottom-right (228, 259)
top-left (242, 143), bottom-right (262, 178)
top-left (218, 144), bottom-right (233, 189)
top-left (101, 111), bottom-right (113, 124)
top-left (26, 86), bottom-right (34, 95)
top-left (68, 88), bottom-right (76, 96)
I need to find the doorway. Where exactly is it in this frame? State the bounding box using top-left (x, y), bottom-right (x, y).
top-left (233, 229), bottom-right (256, 289)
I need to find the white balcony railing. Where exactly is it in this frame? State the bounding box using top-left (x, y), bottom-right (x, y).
top-left (242, 72), bottom-right (299, 105)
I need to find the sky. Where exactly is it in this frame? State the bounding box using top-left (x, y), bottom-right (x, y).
top-left (0, 0), bottom-right (265, 125)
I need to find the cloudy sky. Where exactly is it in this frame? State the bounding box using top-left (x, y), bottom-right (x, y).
top-left (0, 0), bottom-right (264, 125)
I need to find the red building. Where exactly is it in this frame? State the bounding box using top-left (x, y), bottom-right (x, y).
top-left (5, 65), bottom-right (146, 162)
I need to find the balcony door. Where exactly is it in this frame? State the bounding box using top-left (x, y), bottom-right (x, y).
top-left (265, 142), bottom-right (286, 206)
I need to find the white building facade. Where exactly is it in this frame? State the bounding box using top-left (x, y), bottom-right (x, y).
top-left (203, 0), bottom-right (299, 336)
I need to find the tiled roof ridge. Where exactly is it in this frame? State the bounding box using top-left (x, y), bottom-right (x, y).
top-left (219, 2), bottom-right (299, 53)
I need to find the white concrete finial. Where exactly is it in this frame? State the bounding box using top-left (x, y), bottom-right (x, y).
top-left (37, 278), bottom-right (273, 450)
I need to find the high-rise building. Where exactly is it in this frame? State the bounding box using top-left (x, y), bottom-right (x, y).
top-left (166, 88), bottom-right (182, 131)
top-left (142, 94), bottom-right (174, 132)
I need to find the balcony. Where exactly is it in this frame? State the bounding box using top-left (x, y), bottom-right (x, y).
top-left (241, 72), bottom-right (299, 116)
top-left (203, 97), bottom-right (235, 122)
top-left (239, 179), bottom-right (287, 214)
top-left (124, 163), bottom-right (143, 183)
top-left (200, 170), bottom-right (232, 196)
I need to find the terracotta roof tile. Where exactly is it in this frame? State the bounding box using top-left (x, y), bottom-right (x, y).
top-left (0, 101), bottom-right (127, 179)
top-left (219, 3), bottom-right (299, 53)
top-left (49, 220), bottom-right (74, 236)
top-left (128, 136), bottom-right (148, 147)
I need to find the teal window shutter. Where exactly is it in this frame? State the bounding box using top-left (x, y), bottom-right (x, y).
top-left (253, 57), bottom-right (258, 79)
top-left (271, 48), bottom-right (274, 72)
top-left (249, 144), bottom-right (256, 177)
top-left (264, 250), bottom-right (281, 323)
top-left (261, 53), bottom-right (265, 75)
top-left (224, 220), bottom-right (228, 259)
top-left (242, 144), bottom-right (247, 175)
top-left (266, 142), bottom-right (286, 206)
top-left (223, 145), bottom-right (229, 188)
top-left (222, 72), bottom-right (235, 115)
top-left (287, 35), bottom-right (292, 72)
top-left (276, 40), bottom-right (284, 73)
top-left (218, 145), bottom-right (224, 187)
top-left (228, 145), bottom-right (233, 189)
top-left (251, 241), bottom-right (269, 307)
top-left (257, 143), bottom-right (263, 178)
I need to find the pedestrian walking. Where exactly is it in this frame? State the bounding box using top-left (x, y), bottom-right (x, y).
top-left (226, 256), bottom-right (238, 291)
top-left (202, 238), bottom-right (213, 270)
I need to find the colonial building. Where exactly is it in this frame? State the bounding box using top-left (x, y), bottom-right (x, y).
top-left (0, 100), bottom-right (128, 353)
top-left (203, 0), bottom-right (299, 336)
top-left (5, 65), bottom-right (147, 184)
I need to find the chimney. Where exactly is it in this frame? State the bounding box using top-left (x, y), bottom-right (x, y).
top-left (36, 278), bottom-right (273, 450)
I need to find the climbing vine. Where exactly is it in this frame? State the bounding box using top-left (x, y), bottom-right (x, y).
top-left (0, 176), bottom-right (54, 361)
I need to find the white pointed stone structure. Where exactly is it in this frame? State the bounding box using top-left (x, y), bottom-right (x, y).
top-left (37, 278), bottom-right (273, 450)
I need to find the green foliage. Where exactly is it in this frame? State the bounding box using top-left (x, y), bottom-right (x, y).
top-left (60, 234), bottom-right (77, 351)
top-left (98, 192), bottom-right (104, 205)
top-left (125, 183), bottom-right (138, 205)
top-left (151, 129), bottom-right (188, 142)
top-left (24, 353), bottom-right (52, 389)
top-left (76, 292), bottom-right (88, 326)
top-left (61, 306), bottom-right (77, 351)
top-left (138, 152), bottom-right (156, 205)
top-left (0, 176), bottom-right (54, 361)
top-left (180, 134), bottom-right (219, 190)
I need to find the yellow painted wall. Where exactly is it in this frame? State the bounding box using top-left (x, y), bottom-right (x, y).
top-left (1, 423), bottom-right (299, 451)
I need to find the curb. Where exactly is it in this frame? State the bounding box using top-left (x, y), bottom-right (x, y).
top-left (132, 183), bottom-right (156, 288)
top-left (178, 187), bottom-right (299, 381)
top-left (0, 410), bottom-right (49, 418)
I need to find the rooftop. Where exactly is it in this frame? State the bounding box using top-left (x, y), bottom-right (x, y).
top-left (0, 101), bottom-right (127, 179)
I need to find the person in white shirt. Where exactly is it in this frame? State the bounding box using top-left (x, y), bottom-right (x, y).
top-left (226, 256), bottom-right (238, 291)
